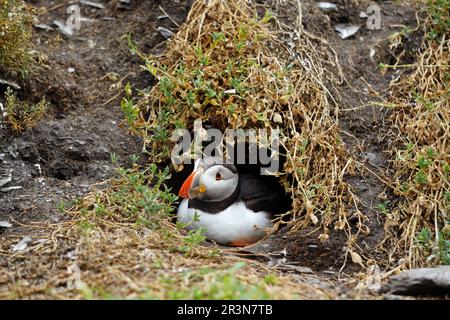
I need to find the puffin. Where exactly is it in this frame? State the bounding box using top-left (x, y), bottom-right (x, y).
top-left (176, 157), bottom-right (291, 247)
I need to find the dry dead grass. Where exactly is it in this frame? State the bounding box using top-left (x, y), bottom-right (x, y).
top-left (0, 167), bottom-right (335, 299)
top-left (377, 3), bottom-right (449, 268)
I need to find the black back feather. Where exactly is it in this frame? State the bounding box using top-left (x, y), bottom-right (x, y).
top-left (238, 174), bottom-right (291, 216)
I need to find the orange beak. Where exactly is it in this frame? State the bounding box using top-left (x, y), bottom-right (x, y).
top-left (179, 170), bottom-right (197, 199)
top-left (179, 168), bottom-right (207, 199)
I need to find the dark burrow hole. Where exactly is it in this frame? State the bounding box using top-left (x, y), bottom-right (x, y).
top-left (39, 157), bottom-right (83, 181)
top-left (165, 138), bottom-right (294, 233)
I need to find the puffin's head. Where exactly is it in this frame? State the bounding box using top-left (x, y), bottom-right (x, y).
top-left (178, 158), bottom-right (238, 201)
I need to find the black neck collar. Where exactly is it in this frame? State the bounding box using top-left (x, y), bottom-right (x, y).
top-left (188, 182), bottom-right (240, 213)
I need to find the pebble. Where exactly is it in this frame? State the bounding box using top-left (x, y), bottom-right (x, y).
top-left (317, 2), bottom-right (337, 11)
top-left (335, 24), bottom-right (361, 40)
top-left (383, 266), bottom-right (450, 296)
top-left (12, 236), bottom-right (32, 252)
top-left (1, 186), bottom-right (22, 192)
top-left (0, 221), bottom-right (12, 228)
top-left (0, 174), bottom-right (12, 188)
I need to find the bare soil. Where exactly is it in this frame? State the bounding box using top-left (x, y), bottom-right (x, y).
top-left (1, 0), bottom-right (192, 238)
top-left (0, 0), bottom-right (422, 298)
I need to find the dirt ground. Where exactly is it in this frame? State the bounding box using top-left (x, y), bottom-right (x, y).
top-left (0, 0), bottom-right (425, 298)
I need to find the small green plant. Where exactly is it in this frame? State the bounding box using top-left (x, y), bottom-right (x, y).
top-left (376, 201), bottom-right (390, 215)
top-left (427, 0), bottom-right (450, 41)
top-left (183, 228), bottom-right (207, 246)
top-left (121, 83), bottom-right (140, 134)
top-left (78, 220), bottom-right (95, 234)
top-left (438, 227), bottom-right (450, 264)
top-left (414, 171), bottom-right (428, 184)
top-left (112, 164), bottom-right (177, 221)
top-left (140, 262), bottom-right (277, 300)
top-left (4, 87), bottom-right (48, 132)
top-left (58, 201), bottom-right (67, 213)
top-left (0, 0), bottom-right (34, 75)
top-left (74, 164), bottom-right (180, 236)
top-left (416, 225), bottom-right (450, 265)
top-left (417, 228), bottom-right (432, 246)
top-left (261, 9), bottom-right (274, 24)
top-left (129, 154), bottom-right (140, 165)
top-left (110, 152), bottom-right (119, 164)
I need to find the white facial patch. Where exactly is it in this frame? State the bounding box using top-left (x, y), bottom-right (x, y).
top-left (198, 165), bottom-right (238, 202)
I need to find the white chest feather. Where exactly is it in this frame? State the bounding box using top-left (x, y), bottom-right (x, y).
top-left (177, 199), bottom-right (272, 245)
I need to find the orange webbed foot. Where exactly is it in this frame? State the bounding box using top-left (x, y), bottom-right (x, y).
top-left (228, 238), bottom-right (257, 247)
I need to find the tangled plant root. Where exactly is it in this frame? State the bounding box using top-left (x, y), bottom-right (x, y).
top-left (379, 4), bottom-right (449, 268)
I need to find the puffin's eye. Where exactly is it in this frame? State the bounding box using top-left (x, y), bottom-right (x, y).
top-left (215, 172), bottom-right (222, 181)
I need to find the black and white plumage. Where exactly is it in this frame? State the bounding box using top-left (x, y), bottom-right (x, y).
top-left (177, 157), bottom-right (291, 246)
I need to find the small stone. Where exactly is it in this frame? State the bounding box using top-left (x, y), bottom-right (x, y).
top-left (87, 39), bottom-right (96, 48)
top-left (335, 24), bottom-right (361, 39)
top-left (34, 23), bottom-right (54, 31)
top-left (0, 174), bottom-right (12, 188)
top-left (157, 26), bottom-right (174, 39)
top-left (0, 221), bottom-right (12, 228)
top-left (12, 236), bottom-right (32, 252)
top-left (383, 266), bottom-right (450, 296)
top-left (317, 2), bottom-right (337, 11)
top-left (34, 164), bottom-right (42, 176)
top-left (1, 186), bottom-right (22, 192)
top-left (79, 0), bottom-right (106, 9)
top-left (273, 112), bottom-right (283, 124)
top-left (53, 20), bottom-right (74, 36)
top-left (0, 78), bottom-right (21, 90)
top-left (117, 0), bottom-right (132, 10)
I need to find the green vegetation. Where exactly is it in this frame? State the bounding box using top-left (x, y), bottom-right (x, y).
top-left (416, 225), bottom-right (450, 265)
top-left (427, 0), bottom-right (450, 40)
top-left (143, 263), bottom-right (275, 300)
top-left (0, 0), bottom-right (34, 76)
top-left (4, 87), bottom-right (48, 132)
top-left (1, 1), bottom-right (47, 132)
top-left (381, 0), bottom-right (449, 267)
top-left (77, 262), bottom-right (291, 300)
top-left (79, 164), bottom-right (177, 227)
